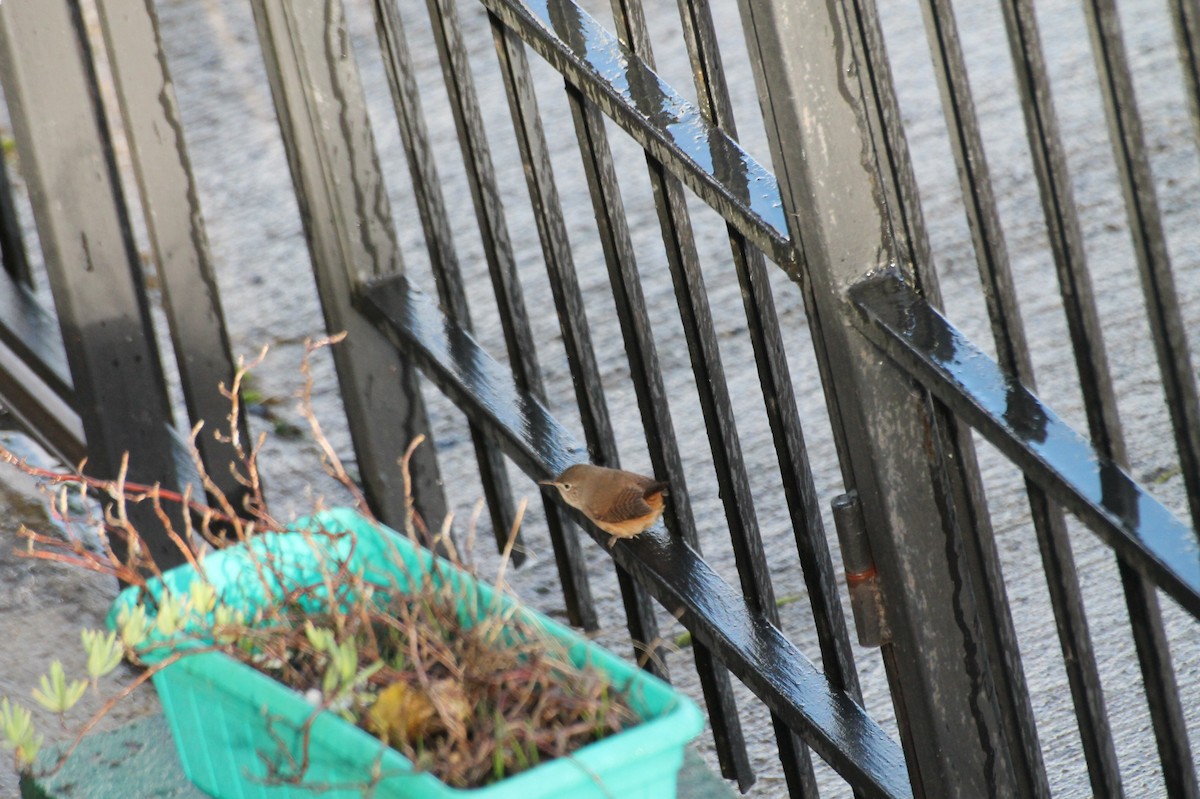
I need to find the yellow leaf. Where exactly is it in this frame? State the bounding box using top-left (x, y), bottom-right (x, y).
top-left (366, 681), bottom-right (437, 746)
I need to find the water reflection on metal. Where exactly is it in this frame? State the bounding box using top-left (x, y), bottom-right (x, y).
top-left (358, 273), bottom-right (911, 798)
top-left (852, 275), bottom-right (1200, 618)
top-left (481, 0), bottom-right (790, 262)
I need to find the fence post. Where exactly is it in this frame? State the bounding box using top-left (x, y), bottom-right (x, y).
top-left (247, 0), bottom-right (447, 530)
top-left (0, 0), bottom-right (187, 568)
top-left (738, 1), bottom-right (1025, 796)
top-left (91, 0), bottom-right (252, 517)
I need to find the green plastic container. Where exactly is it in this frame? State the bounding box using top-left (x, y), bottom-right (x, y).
top-left (109, 508), bottom-right (703, 798)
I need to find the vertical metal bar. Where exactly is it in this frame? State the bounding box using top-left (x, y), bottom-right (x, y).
top-left (1001, 3), bottom-right (1187, 797)
top-left (738, 0), bottom-right (1027, 794)
top-left (248, 0), bottom-right (447, 532)
top-left (420, 0), bottom-right (597, 631)
top-left (0, 0), bottom-right (186, 568)
top-left (1025, 493), bottom-right (1125, 798)
top-left (606, 4), bottom-right (819, 795)
top-left (487, 23), bottom-right (614, 471)
top-left (999, 0), bottom-right (1121, 478)
top-left (1080, 3), bottom-right (1200, 792)
top-left (488, 17), bottom-right (663, 672)
top-left (565, 82), bottom-right (755, 791)
top-left (92, 0), bottom-right (252, 517)
top-left (915, 0), bottom-right (1015, 353)
top-left (370, 0), bottom-right (522, 564)
top-left (0, 134), bottom-right (31, 286)
top-left (1117, 563), bottom-right (1197, 797)
top-left (910, 0), bottom-right (1144, 794)
top-left (1083, 0), bottom-right (1200, 537)
top-left (419, 0), bottom-right (536, 394)
top-left (675, 0), bottom-right (861, 704)
top-left (1168, 0), bottom-right (1200, 151)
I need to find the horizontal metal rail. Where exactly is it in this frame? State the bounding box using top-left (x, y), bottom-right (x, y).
top-left (851, 274), bottom-right (1200, 619)
top-left (0, 274), bottom-right (72, 403)
top-left (357, 272), bottom-right (912, 799)
top-left (479, 0), bottom-right (790, 263)
top-left (0, 221), bottom-right (84, 470)
top-left (0, 336), bottom-right (83, 465)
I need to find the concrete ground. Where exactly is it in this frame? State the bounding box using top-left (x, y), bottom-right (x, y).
top-left (1, 0), bottom-right (1199, 796)
top-left (20, 715), bottom-right (734, 798)
top-left (0, 432), bottom-right (160, 797)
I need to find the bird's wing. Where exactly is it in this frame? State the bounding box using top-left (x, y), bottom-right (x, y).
top-left (588, 486), bottom-right (654, 523)
top-left (643, 480), bottom-right (669, 497)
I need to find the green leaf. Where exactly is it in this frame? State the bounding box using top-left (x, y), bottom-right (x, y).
top-left (187, 582), bottom-right (217, 616)
top-left (154, 591), bottom-right (185, 637)
top-left (213, 603), bottom-right (247, 644)
top-left (116, 603), bottom-right (151, 650)
top-left (31, 661), bottom-right (87, 715)
top-left (355, 660), bottom-right (384, 689)
top-left (82, 629), bottom-right (124, 684)
top-left (1, 697), bottom-right (43, 770)
top-left (304, 621), bottom-right (335, 653)
top-left (309, 630), bottom-right (363, 699)
top-left (333, 640), bottom-right (358, 685)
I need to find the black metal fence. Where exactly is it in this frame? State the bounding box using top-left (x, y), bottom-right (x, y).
top-left (0, 0), bottom-right (1197, 796)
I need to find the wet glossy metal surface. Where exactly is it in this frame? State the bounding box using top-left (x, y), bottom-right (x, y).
top-left (999, 5), bottom-right (1147, 793)
top-left (561, 64), bottom-right (753, 782)
top-left (358, 274), bottom-right (910, 798)
top-left (1083, 0), bottom-right (1200, 533)
top-left (481, 0), bottom-right (789, 261)
top-left (852, 276), bottom-right (1200, 618)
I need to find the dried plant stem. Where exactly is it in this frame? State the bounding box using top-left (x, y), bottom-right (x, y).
top-left (297, 333), bottom-right (372, 519)
top-left (0, 447), bottom-right (238, 528)
top-left (493, 497), bottom-right (527, 596)
top-left (2, 337), bottom-right (641, 791)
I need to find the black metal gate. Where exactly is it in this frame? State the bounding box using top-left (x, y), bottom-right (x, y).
top-left (0, 0), bottom-right (1197, 796)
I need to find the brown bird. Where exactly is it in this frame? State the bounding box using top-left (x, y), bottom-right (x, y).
top-left (539, 463), bottom-right (669, 547)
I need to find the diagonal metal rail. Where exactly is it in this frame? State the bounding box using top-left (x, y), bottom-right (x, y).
top-left (851, 274), bottom-right (1200, 620)
top-left (357, 272), bottom-right (912, 799)
top-left (479, 0), bottom-right (789, 263)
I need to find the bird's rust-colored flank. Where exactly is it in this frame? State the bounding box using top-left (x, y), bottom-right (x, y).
top-left (539, 463), bottom-right (668, 546)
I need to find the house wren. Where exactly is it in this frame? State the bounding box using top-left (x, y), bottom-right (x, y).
top-left (539, 464), bottom-right (668, 546)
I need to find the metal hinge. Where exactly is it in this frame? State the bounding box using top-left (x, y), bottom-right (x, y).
top-left (832, 491), bottom-right (890, 647)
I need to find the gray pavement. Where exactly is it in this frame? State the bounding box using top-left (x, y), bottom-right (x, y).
top-left (1, 0), bottom-right (1198, 796)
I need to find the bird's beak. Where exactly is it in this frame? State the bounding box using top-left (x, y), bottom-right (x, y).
top-left (538, 479), bottom-right (556, 487)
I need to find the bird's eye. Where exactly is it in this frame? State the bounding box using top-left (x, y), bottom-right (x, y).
top-left (562, 483), bottom-right (572, 491)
